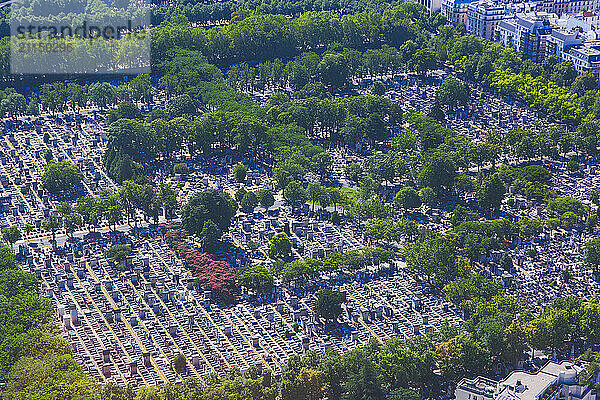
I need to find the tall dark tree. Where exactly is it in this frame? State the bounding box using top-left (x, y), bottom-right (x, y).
top-left (181, 189), bottom-right (237, 236)
top-left (314, 289), bottom-right (346, 322)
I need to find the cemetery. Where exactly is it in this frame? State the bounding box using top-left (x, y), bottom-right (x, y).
top-left (2, 71), bottom-right (599, 387)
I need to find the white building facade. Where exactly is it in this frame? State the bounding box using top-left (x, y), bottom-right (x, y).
top-left (455, 361), bottom-right (598, 400)
top-left (467, 1), bottom-right (507, 41)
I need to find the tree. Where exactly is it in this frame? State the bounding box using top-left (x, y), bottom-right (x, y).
top-left (328, 188), bottom-right (342, 212)
top-left (310, 153), bottom-right (333, 177)
top-left (1, 227), bottom-right (21, 248)
top-left (388, 388), bottom-right (422, 400)
top-left (0, 242), bottom-right (17, 271)
top-left (43, 214), bottom-right (61, 243)
top-left (526, 316), bottom-right (554, 351)
top-left (236, 187), bottom-right (248, 203)
top-left (477, 174), bottom-right (506, 209)
top-left (551, 61), bottom-right (577, 87)
top-left (105, 244), bottom-right (132, 263)
top-left (412, 48), bottom-right (437, 75)
top-left (392, 129), bottom-right (417, 151)
top-left (580, 300), bottom-right (600, 345)
top-left (241, 191), bottom-right (259, 212)
top-left (365, 152), bottom-right (396, 185)
top-left (107, 101), bottom-right (142, 124)
top-left (26, 97), bottom-right (40, 116)
top-left (284, 181), bottom-right (306, 203)
top-left (237, 265), bottom-right (274, 294)
top-left (88, 82), bottom-right (117, 108)
top-left (371, 81), bottom-right (386, 96)
top-left (394, 186), bottom-right (421, 210)
top-left (313, 289), bottom-right (346, 322)
top-left (316, 53), bottom-right (350, 87)
top-left (281, 366), bottom-right (328, 400)
top-left (516, 217), bottom-right (543, 238)
top-left (585, 237), bottom-right (600, 272)
top-left (547, 196), bottom-right (587, 218)
top-left (173, 353), bottom-right (186, 372)
top-left (437, 75), bottom-right (470, 110)
top-left (43, 149), bottom-right (53, 163)
top-left (517, 165), bottom-right (552, 185)
top-left (443, 273), bottom-right (503, 304)
top-left (454, 174), bottom-right (476, 195)
top-left (233, 163), bottom-right (248, 183)
top-left (419, 187), bottom-right (435, 205)
top-left (404, 235), bottom-right (457, 284)
top-left (200, 220), bottom-right (221, 252)
top-left (307, 182), bottom-right (322, 213)
top-left (119, 180), bottom-right (143, 229)
top-left (4, 353), bottom-right (99, 399)
top-left (567, 157), bottom-right (579, 172)
top-left (269, 232), bottom-right (292, 259)
top-left (257, 189), bottom-right (275, 209)
top-left (173, 163), bottom-right (189, 176)
top-left (428, 100), bottom-right (445, 122)
top-left (345, 163), bottom-right (363, 183)
top-left (417, 154), bottom-right (456, 192)
top-left (166, 94), bottom-right (196, 119)
top-left (571, 72), bottom-right (597, 95)
top-left (181, 189), bottom-right (237, 236)
top-left (376, 337), bottom-right (435, 389)
top-left (41, 161), bottom-right (83, 194)
top-left (101, 383), bottom-right (136, 400)
top-left (62, 213), bottom-right (82, 237)
top-left (99, 189), bottom-right (124, 232)
top-left (158, 182), bottom-right (178, 219)
top-left (344, 360), bottom-right (385, 400)
top-left (436, 332), bottom-right (490, 378)
top-left (130, 73), bottom-right (152, 103)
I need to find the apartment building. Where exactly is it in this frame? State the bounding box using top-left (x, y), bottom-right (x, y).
top-left (467, 1), bottom-right (507, 40)
top-left (545, 28), bottom-right (584, 60)
top-left (540, 0), bottom-right (600, 15)
top-left (563, 44), bottom-right (600, 76)
top-left (442, 0), bottom-right (477, 25)
top-left (495, 12), bottom-right (555, 62)
top-left (415, 0), bottom-right (443, 13)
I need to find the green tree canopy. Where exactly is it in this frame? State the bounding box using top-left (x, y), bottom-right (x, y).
top-left (181, 189), bottom-right (237, 236)
top-left (41, 161), bottom-right (83, 194)
top-left (313, 289), bottom-right (346, 321)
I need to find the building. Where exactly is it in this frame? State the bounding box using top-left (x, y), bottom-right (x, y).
top-left (455, 361), bottom-right (599, 400)
top-left (414, 0), bottom-right (443, 13)
top-left (495, 12), bottom-right (556, 62)
top-left (545, 29), bottom-right (584, 60)
top-left (467, 1), bottom-right (507, 41)
top-left (563, 44), bottom-right (600, 76)
top-left (455, 376), bottom-right (497, 400)
top-left (442, 0), bottom-right (477, 25)
top-left (541, 0), bottom-right (600, 16)
top-left (506, 1), bottom-right (543, 14)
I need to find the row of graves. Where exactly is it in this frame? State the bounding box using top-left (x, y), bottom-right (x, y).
top-left (166, 151), bottom-right (368, 263)
top-left (550, 159), bottom-right (600, 207)
top-left (234, 210), bottom-right (363, 261)
top-left (365, 75), bottom-right (600, 307)
top-left (22, 224), bottom-right (463, 385)
top-left (0, 112), bottom-right (116, 239)
top-left (355, 72), bottom-right (557, 143)
top-left (509, 231), bottom-right (600, 307)
top-left (443, 86), bottom-right (555, 143)
top-left (495, 158), bottom-right (600, 307)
